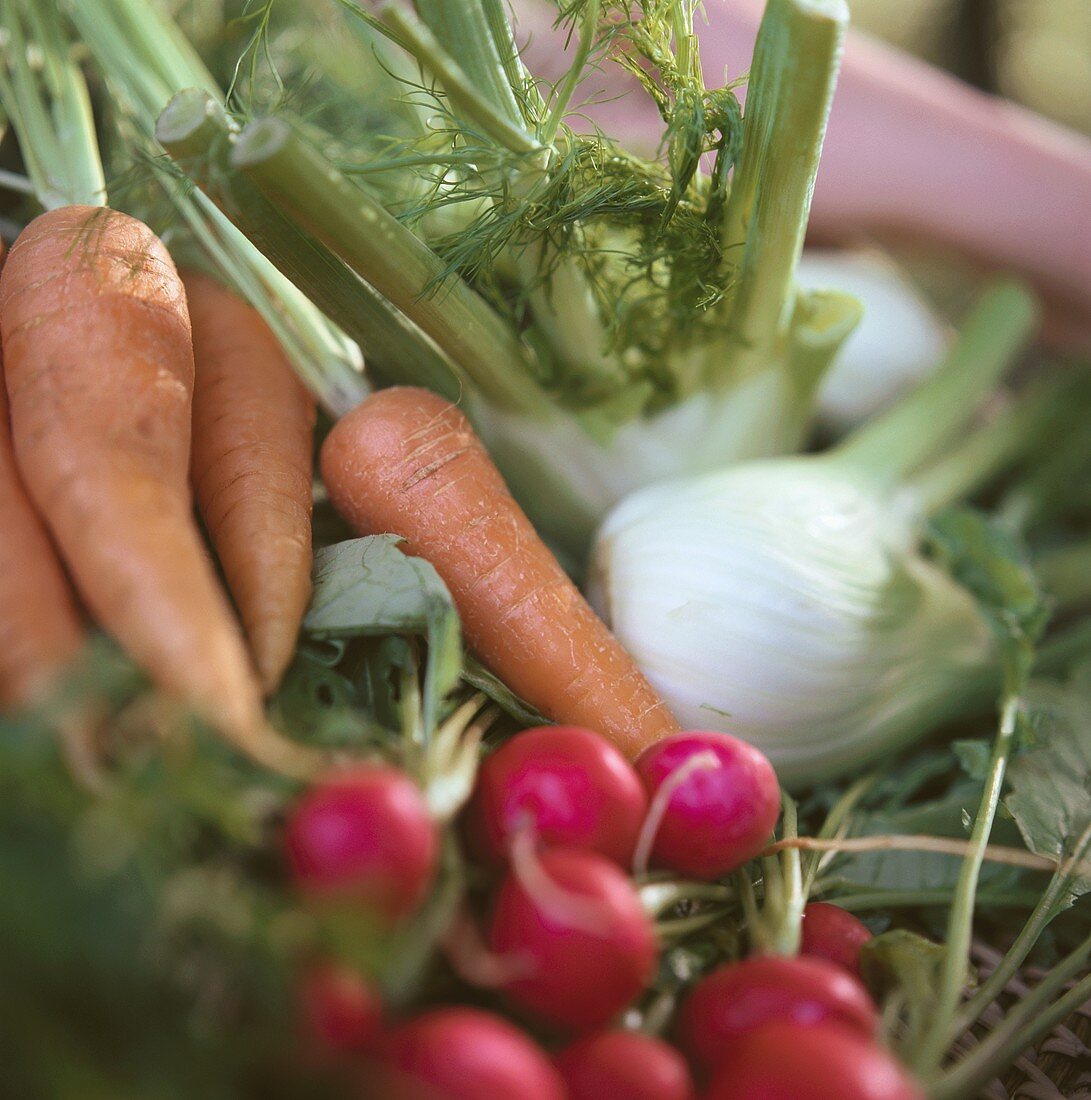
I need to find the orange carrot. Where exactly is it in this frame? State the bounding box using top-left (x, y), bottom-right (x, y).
top-left (0, 206), bottom-right (314, 776)
top-left (319, 387), bottom-right (679, 759)
top-left (0, 319), bottom-right (85, 710)
top-left (183, 270), bottom-right (316, 695)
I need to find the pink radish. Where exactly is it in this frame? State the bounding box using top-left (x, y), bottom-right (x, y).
top-left (298, 964), bottom-right (382, 1055)
top-left (488, 845), bottom-right (657, 1032)
top-left (633, 731), bottom-right (780, 879)
top-left (466, 725), bottom-right (648, 866)
top-left (367, 1006), bottom-right (567, 1100)
top-left (556, 1030), bottom-right (695, 1100)
top-left (285, 765), bottom-right (438, 922)
top-left (704, 1021), bottom-right (925, 1100)
top-left (801, 902), bottom-right (873, 978)
top-left (679, 955), bottom-right (878, 1076)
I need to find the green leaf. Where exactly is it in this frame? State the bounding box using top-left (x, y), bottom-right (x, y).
top-left (861, 929), bottom-right (950, 1052)
top-left (304, 536), bottom-right (462, 737)
top-left (460, 656), bottom-right (545, 727)
top-left (828, 781), bottom-right (1028, 895)
top-left (1006, 668), bottom-right (1091, 898)
top-left (928, 506), bottom-right (1051, 688)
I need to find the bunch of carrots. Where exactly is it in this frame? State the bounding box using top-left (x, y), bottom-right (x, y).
top-left (0, 204), bottom-right (676, 779)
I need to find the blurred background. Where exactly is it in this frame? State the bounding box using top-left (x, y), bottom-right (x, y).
top-left (853, 0), bottom-right (1091, 134)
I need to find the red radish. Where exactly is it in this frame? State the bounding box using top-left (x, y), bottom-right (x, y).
top-left (633, 731), bottom-right (780, 879)
top-left (488, 846), bottom-right (657, 1031)
top-left (679, 955), bottom-right (878, 1076)
top-left (703, 1022), bottom-right (926, 1100)
top-left (298, 964), bottom-right (382, 1055)
top-left (285, 765), bottom-right (437, 921)
top-left (556, 1030), bottom-right (695, 1100)
top-left (801, 902), bottom-right (873, 979)
top-left (466, 725), bottom-right (648, 865)
top-left (367, 1006), bottom-right (567, 1100)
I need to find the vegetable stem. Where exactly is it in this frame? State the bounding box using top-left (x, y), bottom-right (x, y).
top-left (910, 690), bottom-right (1022, 1074)
top-left (541, 0), bottom-right (599, 146)
top-left (70, 0), bottom-right (367, 417)
top-left (832, 283), bottom-right (1038, 488)
top-left (231, 117), bottom-right (550, 414)
top-left (928, 934), bottom-right (1091, 1100)
top-left (908, 378), bottom-right (1076, 514)
top-left (947, 819), bottom-right (1091, 1040)
top-left (157, 91), bottom-right (450, 413)
top-left (719, 0), bottom-right (847, 356)
top-left (410, 0), bottom-right (530, 128)
top-left (0, 0), bottom-right (106, 209)
top-left (381, 4), bottom-right (542, 158)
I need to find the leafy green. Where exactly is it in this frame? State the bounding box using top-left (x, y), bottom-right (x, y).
top-left (861, 930), bottom-right (949, 1051)
top-left (304, 536), bottom-right (462, 738)
top-left (1007, 667), bottom-right (1091, 898)
top-left (928, 507), bottom-right (1051, 685)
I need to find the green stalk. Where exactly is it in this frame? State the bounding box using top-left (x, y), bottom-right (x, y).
top-left (479, 0), bottom-right (544, 121)
top-left (411, 0), bottom-right (529, 128)
top-left (947, 819), bottom-right (1091, 1040)
top-left (540, 0), bottom-right (599, 145)
top-left (802, 774), bottom-right (876, 895)
top-left (910, 690), bottom-right (1023, 1074)
top-left (0, 0), bottom-right (105, 209)
top-left (775, 795), bottom-right (805, 955)
top-left (928, 935), bottom-right (1091, 1100)
top-left (381, 4), bottom-right (543, 158)
top-left (719, 0), bottom-right (847, 357)
top-left (157, 91), bottom-right (453, 410)
top-left (230, 116), bottom-right (551, 414)
top-left (832, 282), bottom-right (1038, 488)
top-left (908, 377), bottom-right (1077, 514)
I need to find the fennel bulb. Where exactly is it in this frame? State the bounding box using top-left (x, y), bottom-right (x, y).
top-left (590, 459), bottom-right (992, 786)
top-left (590, 284), bottom-right (1038, 786)
top-left (797, 249), bottom-right (949, 430)
top-left (470, 363), bottom-right (813, 552)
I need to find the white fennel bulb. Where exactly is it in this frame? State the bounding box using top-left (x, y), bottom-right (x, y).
top-left (590, 460), bottom-right (992, 786)
top-left (469, 365), bottom-right (808, 552)
top-left (798, 249), bottom-right (950, 430)
top-left (590, 283), bottom-right (1039, 786)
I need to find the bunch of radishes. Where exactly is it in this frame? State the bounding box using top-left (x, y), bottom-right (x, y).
top-left (281, 725), bottom-right (924, 1099)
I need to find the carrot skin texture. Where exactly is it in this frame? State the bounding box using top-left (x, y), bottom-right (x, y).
top-left (0, 207), bottom-right (270, 749)
top-left (319, 387), bottom-right (679, 758)
top-left (0, 349), bottom-right (85, 710)
top-left (183, 270), bottom-right (316, 694)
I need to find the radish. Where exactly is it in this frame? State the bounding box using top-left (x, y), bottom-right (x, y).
top-left (633, 731), bottom-right (780, 879)
top-left (801, 902), bottom-right (874, 978)
top-left (556, 1030), bottom-right (695, 1100)
top-left (285, 765), bottom-right (438, 921)
top-left (679, 955), bottom-right (878, 1076)
top-left (298, 964), bottom-right (382, 1056)
top-left (704, 1021), bottom-right (925, 1100)
top-left (488, 846), bottom-right (658, 1031)
top-left (466, 725), bottom-right (648, 866)
top-left (367, 1006), bottom-right (567, 1100)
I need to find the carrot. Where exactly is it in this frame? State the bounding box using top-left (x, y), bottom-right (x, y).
top-left (182, 270), bottom-right (316, 695)
top-left (319, 387), bottom-right (679, 759)
top-left (0, 293), bottom-right (85, 710)
top-left (0, 205), bottom-right (315, 777)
